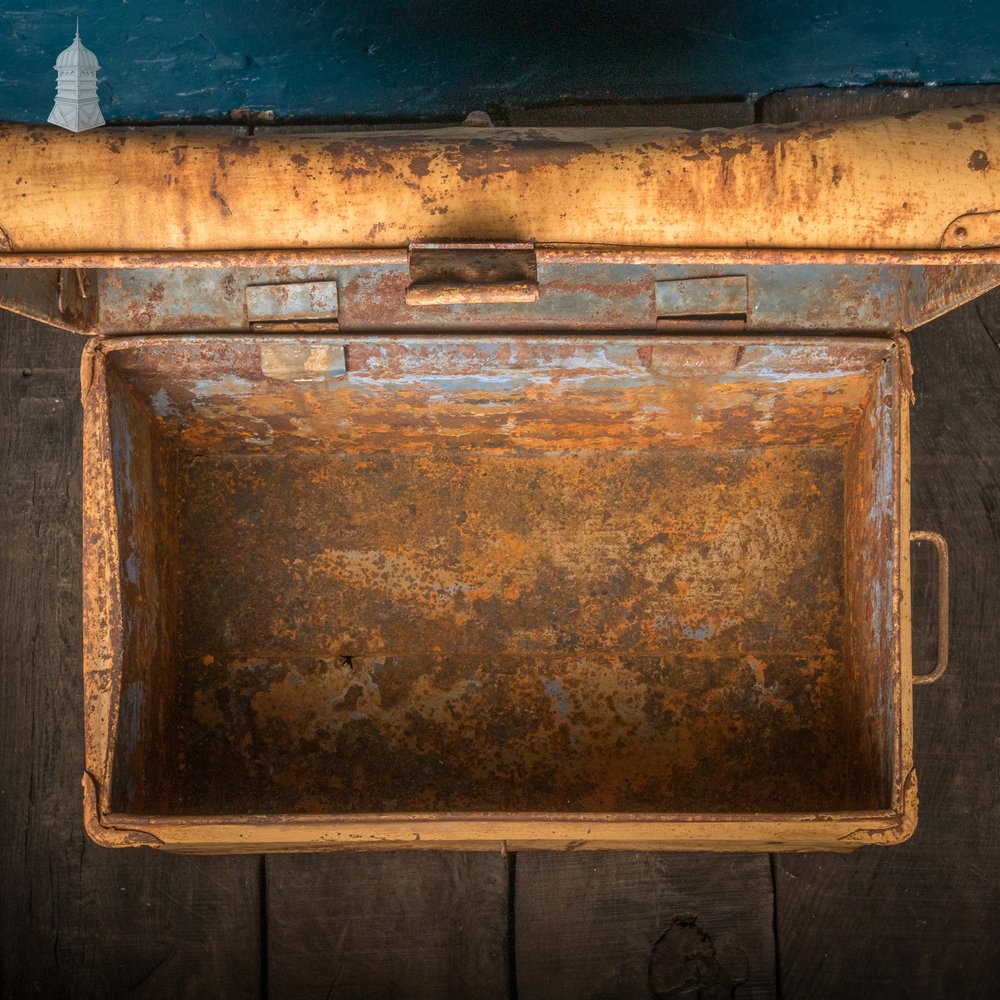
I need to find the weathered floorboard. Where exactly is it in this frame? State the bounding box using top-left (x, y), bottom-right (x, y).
top-left (0, 314), bottom-right (262, 1000)
top-left (515, 852), bottom-right (775, 1000)
top-left (265, 852), bottom-right (511, 1000)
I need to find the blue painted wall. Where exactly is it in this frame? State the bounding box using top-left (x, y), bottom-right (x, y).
top-left (2, 1), bottom-right (999, 122)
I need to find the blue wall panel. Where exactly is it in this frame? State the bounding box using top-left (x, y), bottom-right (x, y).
top-left (2, 1), bottom-right (999, 123)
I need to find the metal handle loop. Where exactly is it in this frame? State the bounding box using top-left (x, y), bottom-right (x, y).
top-left (911, 530), bottom-right (949, 685)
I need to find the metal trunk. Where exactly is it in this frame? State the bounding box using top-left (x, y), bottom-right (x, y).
top-left (1, 108), bottom-right (988, 851)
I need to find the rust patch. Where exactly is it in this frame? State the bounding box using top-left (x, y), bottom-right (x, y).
top-left (321, 141), bottom-right (399, 181)
top-left (408, 154), bottom-right (432, 178)
top-left (447, 134), bottom-right (599, 182)
top-left (717, 141), bottom-right (752, 162)
top-left (209, 173), bottom-right (232, 216)
top-left (968, 149), bottom-right (990, 171)
top-left (225, 135), bottom-right (259, 154)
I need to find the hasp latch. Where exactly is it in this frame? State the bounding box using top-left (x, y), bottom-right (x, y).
top-left (406, 243), bottom-right (539, 305)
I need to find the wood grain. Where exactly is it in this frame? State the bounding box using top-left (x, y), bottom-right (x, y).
top-left (265, 852), bottom-right (511, 1000)
top-left (515, 852), bottom-right (775, 1000)
top-left (0, 314), bottom-right (262, 1000)
top-left (772, 290), bottom-right (1000, 1000)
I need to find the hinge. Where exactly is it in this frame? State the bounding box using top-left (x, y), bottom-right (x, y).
top-left (655, 275), bottom-right (749, 332)
top-left (406, 243), bottom-right (538, 305)
top-left (245, 279), bottom-right (339, 331)
top-left (0, 266), bottom-right (98, 334)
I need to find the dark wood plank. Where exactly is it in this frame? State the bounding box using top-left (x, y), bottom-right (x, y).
top-left (757, 83), bottom-right (1000, 124)
top-left (0, 308), bottom-right (90, 369)
top-left (266, 852), bottom-right (511, 1000)
top-left (772, 294), bottom-right (1000, 1000)
top-left (515, 852), bottom-right (775, 1000)
top-left (0, 313), bottom-right (262, 1000)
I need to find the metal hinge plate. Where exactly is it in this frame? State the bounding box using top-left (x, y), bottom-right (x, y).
top-left (245, 279), bottom-right (339, 331)
top-left (655, 276), bottom-right (749, 331)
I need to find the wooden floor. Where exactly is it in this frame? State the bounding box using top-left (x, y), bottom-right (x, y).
top-left (2, 287), bottom-right (998, 1000)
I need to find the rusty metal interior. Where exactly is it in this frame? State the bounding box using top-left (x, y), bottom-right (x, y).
top-left (96, 333), bottom-right (900, 819)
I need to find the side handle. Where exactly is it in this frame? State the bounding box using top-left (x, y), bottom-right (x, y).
top-left (911, 530), bottom-right (949, 685)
